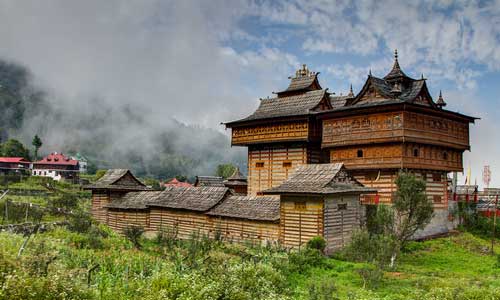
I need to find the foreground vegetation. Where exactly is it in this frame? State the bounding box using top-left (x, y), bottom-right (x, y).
top-left (1, 173), bottom-right (499, 299)
top-left (0, 225), bottom-right (499, 300)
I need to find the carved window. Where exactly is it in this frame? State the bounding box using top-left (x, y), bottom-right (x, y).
top-left (365, 172), bottom-right (378, 181)
top-left (413, 148), bottom-right (420, 157)
top-left (433, 173), bottom-right (442, 182)
top-left (282, 161), bottom-right (292, 168)
top-left (255, 162), bottom-right (264, 168)
top-left (433, 195), bottom-right (442, 203)
top-left (442, 152), bottom-right (448, 160)
top-left (337, 203), bottom-right (348, 210)
top-left (294, 201), bottom-right (307, 211)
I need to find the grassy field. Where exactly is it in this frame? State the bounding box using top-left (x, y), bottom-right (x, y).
top-left (1, 176), bottom-right (499, 299)
top-left (0, 227), bottom-right (499, 300)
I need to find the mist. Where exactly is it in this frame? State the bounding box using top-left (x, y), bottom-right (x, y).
top-left (0, 1), bottom-right (273, 178)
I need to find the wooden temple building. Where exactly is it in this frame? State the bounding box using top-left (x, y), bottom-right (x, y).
top-left (88, 51), bottom-right (476, 249)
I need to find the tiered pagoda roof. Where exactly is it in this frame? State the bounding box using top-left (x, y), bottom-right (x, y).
top-left (225, 64), bottom-right (334, 127)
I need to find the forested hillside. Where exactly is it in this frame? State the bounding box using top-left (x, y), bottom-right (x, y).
top-left (0, 59), bottom-right (244, 178)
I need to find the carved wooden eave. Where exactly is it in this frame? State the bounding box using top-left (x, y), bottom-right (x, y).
top-left (317, 101), bottom-right (477, 124)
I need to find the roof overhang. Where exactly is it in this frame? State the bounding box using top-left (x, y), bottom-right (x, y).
top-left (316, 102), bottom-right (477, 123)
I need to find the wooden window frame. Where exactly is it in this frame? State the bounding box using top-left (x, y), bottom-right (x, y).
top-left (255, 162), bottom-right (264, 168)
top-left (433, 195), bottom-right (442, 203)
top-left (337, 203), bottom-right (348, 210)
top-left (357, 149), bottom-right (363, 158)
top-left (413, 148), bottom-right (419, 157)
top-left (294, 201), bottom-right (307, 211)
top-left (282, 161), bottom-right (292, 168)
top-left (432, 173), bottom-right (442, 182)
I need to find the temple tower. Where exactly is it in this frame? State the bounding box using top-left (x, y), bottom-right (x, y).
top-left (225, 65), bottom-right (333, 196)
top-left (320, 51), bottom-right (476, 215)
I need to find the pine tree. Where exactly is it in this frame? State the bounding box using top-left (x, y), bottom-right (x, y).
top-left (32, 135), bottom-right (42, 161)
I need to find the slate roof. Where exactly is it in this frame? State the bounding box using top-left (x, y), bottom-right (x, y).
top-left (105, 191), bottom-right (154, 209)
top-left (195, 176), bottom-right (225, 187)
top-left (226, 89), bottom-right (328, 126)
top-left (223, 167), bottom-right (247, 187)
top-left (330, 95), bottom-right (351, 109)
top-left (146, 186), bottom-right (229, 211)
top-left (106, 186), bottom-right (229, 211)
top-left (85, 169), bottom-right (150, 191)
top-left (276, 74), bottom-right (320, 95)
top-left (263, 163), bottom-right (376, 195)
top-left (207, 195), bottom-right (280, 221)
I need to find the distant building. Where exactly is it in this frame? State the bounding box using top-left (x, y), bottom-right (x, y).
top-left (223, 167), bottom-right (248, 195)
top-left (194, 176), bottom-right (225, 187)
top-left (0, 157), bottom-right (31, 175)
top-left (32, 152), bottom-right (79, 182)
top-left (164, 178), bottom-right (193, 188)
top-left (71, 153), bottom-right (88, 173)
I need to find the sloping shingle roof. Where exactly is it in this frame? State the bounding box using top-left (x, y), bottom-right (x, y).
top-left (105, 191), bottom-right (156, 209)
top-left (195, 176), bottom-right (225, 187)
top-left (226, 89), bottom-right (327, 125)
top-left (85, 169), bottom-right (150, 191)
top-left (207, 195), bottom-right (280, 221)
top-left (147, 186), bottom-right (229, 211)
top-left (263, 163), bottom-right (376, 195)
top-left (277, 74), bottom-right (319, 94)
top-left (106, 186), bottom-right (229, 211)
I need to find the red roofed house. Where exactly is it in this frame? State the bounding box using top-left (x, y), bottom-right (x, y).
top-left (0, 157), bottom-right (31, 175)
top-left (32, 152), bottom-right (80, 182)
top-left (164, 178), bottom-right (193, 188)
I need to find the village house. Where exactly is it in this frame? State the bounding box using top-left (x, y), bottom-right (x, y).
top-left (32, 152), bottom-right (80, 182)
top-left (88, 51), bottom-right (476, 248)
top-left (0, 157), bottom-right (31, 175)
top-left (164, 178), bottom-right (193, 188)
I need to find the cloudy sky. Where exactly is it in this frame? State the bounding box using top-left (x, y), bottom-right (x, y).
top-left (0, 0), bottom-right (498, 186)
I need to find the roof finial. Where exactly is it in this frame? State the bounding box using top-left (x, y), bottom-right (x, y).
top-left (436, 90), bottom-right (447, 108)
top-left (394, 49), bottom-right (398, 62)
top-left (348, 84), bottom-right (354, 97)
top-left (421, 73), bottom-right (424, 80)
top-left (369, 69), bottom-right (372, 76)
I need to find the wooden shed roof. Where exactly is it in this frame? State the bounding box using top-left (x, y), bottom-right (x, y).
top-left (207, 195), bottom-right (280, 221)
top-left (105, 186), bottom-right (230, 211)
top-left (225, 89), bottom-right (329, 126)
top-left (194, 176), bottom-right (225, 187)
top-left (85, 169), bottom-right (150, 191)
top-left (263, 163), bottom-right (376, 195)
top-left (147, 186), bottom-right (229, 211)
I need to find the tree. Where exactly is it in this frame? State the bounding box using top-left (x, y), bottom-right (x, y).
top-left (389, 171), bottom-right (434, 266)
top-left (215, 163), bottom-right (236, 179)
top-left (0, 139), bottom-right (30, 160)
top-left (32, 135), bottom-right (42, 160)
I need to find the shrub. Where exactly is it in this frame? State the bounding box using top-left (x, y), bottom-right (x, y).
top-left (50, 193), bottom-right (79, 211)
top-left (308, 277), bottom-right (338, 300)
top-left (124, 225), bottom-right (144, 249)
top-left (288, 248), bottom-right (325, 273)
top-left (307, 236), bottom-right (326, 252)
top-left (356, 265), bottom-right (384, 289)
top-left (66, 210), bottom-right (93, 233)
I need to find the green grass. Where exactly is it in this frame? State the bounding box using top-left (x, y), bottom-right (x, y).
top-left (1, 227), bottom-right (499, 299)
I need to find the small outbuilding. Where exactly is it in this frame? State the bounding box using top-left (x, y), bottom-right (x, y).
top-left (263, 163), bottom-right (376, 253)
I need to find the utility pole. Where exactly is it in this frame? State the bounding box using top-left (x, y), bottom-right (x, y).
top-left (493, 194), bottom-right (498, 254)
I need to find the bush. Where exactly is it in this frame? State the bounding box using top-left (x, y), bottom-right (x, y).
top-left (356, 265), bottom-right (384, 289)
top-left (288, 248), bottom-right (325, 273)
top-left (66, 211), bottom-right (93, 233)
top-left (308, 277), bottom-right (338, 300)
top-left (49, 193), bottom-right (79, 211)
top-left (307, 236), bottom-right (326, 253)
top-left (124, 225), bottom-right (144, 249)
